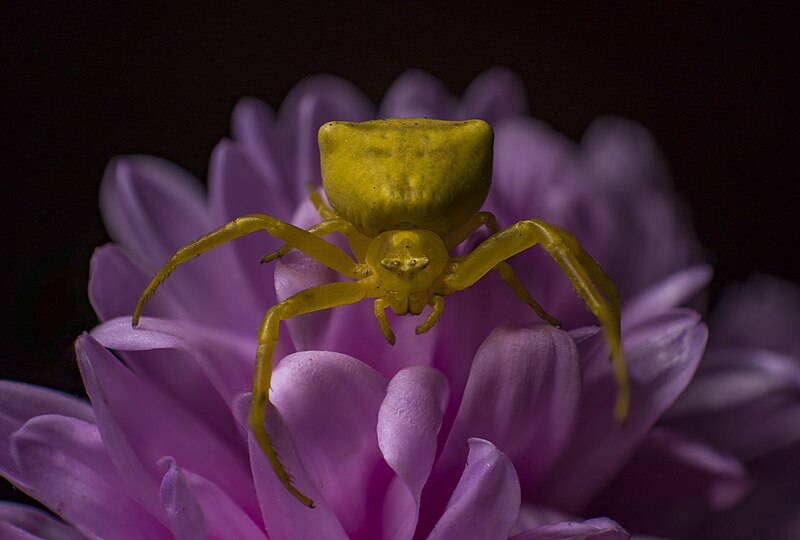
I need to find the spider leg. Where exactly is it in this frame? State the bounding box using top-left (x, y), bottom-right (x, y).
top-left (415, 294), bottom-right (445, 335)
top-left (438, 218), bottom-right (629, 422)
top-left (445, 211), bottom-right (560, 327)
top-left (133, 214), bottom-right (361, 326)
top-left (251, 280), bottom-right (374, 508)
top-left (373, 297), bottom-right (396, 345)
top-left (261, 217), bottom-right (369, 264)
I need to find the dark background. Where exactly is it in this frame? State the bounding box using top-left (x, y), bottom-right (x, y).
top-left (2, 3), bottom-right (798, 505)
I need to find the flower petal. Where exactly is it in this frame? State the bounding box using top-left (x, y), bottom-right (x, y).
top-left (540, 309), bottom-right (708, 511)
top-left (709, 274), bottom-right (800, 359)
top-left (437, 324), bottom-right (581, 496)
top-left (232, 393), bottom-right (348, 540)
top-left (230, 97), bottom-right (292, 211)
top-left (590, 427), bottom-right (749, 538)
top-left (207, 139), bottom-right (283, 320)
top-left (10, 415), bottom-right (168, 539)
top-left (378, 367), bottom-right (449, 539)
top-left (270, 351), bottom-right (390, 536)
top-left (426, 438), bottom-right (520, 540)
top-left (460, 66), bottom-right (528, 125)
top-left (0, 381), bottom-right (93, 483)
top-left (158, 458), bottom-right (208, 540)
top-left (623, 265), bottom-right (712, 327)
top-left (0, 502), bottom-right (86, 540)
top-left (511, 517), bottom-right (629, 540)
top-left (379, 69), bottom-right (457, 119)
top-left (76, 333), bottom-right (257, 517)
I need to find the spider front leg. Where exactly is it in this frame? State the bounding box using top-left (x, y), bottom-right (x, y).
top-left (439, 218), bottom-right (630, 422)
top-left (251, 280), bottom-right (373, 508)
top-left (133, 214), bottom-right (361, 325)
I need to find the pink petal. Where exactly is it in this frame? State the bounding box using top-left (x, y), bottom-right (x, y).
top-left (207, 139), bottom-right (282, 323)
top-left (511, 517), bottom-right (629, 540)
top-left (709, 274), bottom-right (800, 359)
top-left (426, 438), bottom-right (520, 540)
top-left (0, 502), bottom-right (86, 540)
top-left (269, 351), bottom-right (390, 537)
top-left (539, 309), bottom-right (708, 511)
top-left (230, 97), bottom-right (293, 211)
top-left (379, 69), bottom-right (457, 119)
top-left (591, 428), bottom-right (749, 538)
top-left (76, 334), bottom-right (257, 518)
top-left (232, 393), bottom-right (348, 540)
top-left (158, 458), bottom-right (208, 540)
top-left (623, 265), bottom-right (713, 327)
top-left (437, 324), bottom-right (581, 498)
top-left (378, 367), bottom-right (449, 539)
top-left (460, 66), bottom-right (528, 125)
top-left (10, 415), bottom-right (168, 539)
top-left (0, 381), bottom-right (93, 483)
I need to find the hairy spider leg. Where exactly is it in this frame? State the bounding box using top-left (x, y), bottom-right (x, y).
top-left (444, 211), bottom-right (561, 328)
top-left (132, 214), bottom-right (362, 325)
top-left (261, 189), bottom-right (371, 265)
top-left (438, 218), bottom-right (630, 422)
top-left (251, 280), bottom-right (373, 508)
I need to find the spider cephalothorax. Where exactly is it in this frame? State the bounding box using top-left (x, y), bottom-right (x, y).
top-left (133, 118), bottom-right (629, 508)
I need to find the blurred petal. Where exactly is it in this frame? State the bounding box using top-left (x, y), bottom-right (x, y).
top-left (0, 503), bottom-right (86, 540)
top-left (709, 274), bottom-right (800, 358)
top-left (427, 439), bottom-right (520, 540)
top-left (378, 367), bottom-right (449, 539)
top-left (511, 517), bottom-right (629, 540)
top-left (159, 458), bottom-right (208, 540)
top-left (10, 415), bottom-right (167, 539)
top-left (0, 381), bottom-right (93, 483)
top-left (230, 97), bottom-right (292, 212)
top-left (460, 66), bottom-right (528, 124)
top-left (591, 428), bottom-right (749, 538)
top-left (623, 265), bottom-right (712, 327)
top-left (540, 309), bottom-right (707, 510)
top-left (380, 69), bottom-right (457, 119)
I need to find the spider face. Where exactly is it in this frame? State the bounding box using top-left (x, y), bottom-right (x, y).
top-left (366, 229), bottom-right (449, 301)
top-left (134, 117), bottom-right (629, 508)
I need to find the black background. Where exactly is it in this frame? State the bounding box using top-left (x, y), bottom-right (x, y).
top-left (2, 3), bottom-right (798, 506)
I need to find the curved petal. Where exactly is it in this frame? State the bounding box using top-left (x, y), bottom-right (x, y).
top-left (10, 415), bottom-right (168, 540)
top-left (623, 265), bottom-right (712, 327)
top-left (230, 97), bottom-right (292, 211)
top-left (159, 458), bottom-right (208, 540)
top-left (0, 503), bottom-right (87, 540)
top-left (76, 333), bottom-right (257, 518)
top-left (207, 139), bottom-right (283, 318)
top-left (591, 427), bottom-right (748, 538)
top-left (379, 69), bottom-right (457, 119)
top-left (426, 438), bottom-right (520, 540)
top-left (279, 74), bottom-right (373, 201)
top-left (540, 309), bottom-right (708, 511)
top-left (709, 274), bottom-right (800, 358)
top-left (0, 381), bottom-right (93, 483)
top-left (511, 517), bottom-right (629, 540)
top-left (437, 324), bottom-right (581, 498)
top-left (378, 367), bottom-right (449, 540)
top-left (269, 351), bottom-right (390, 537)
top-left (460, 66), bottom-right (528, 125)
top-left (231, 393), bottom-right (348, 540)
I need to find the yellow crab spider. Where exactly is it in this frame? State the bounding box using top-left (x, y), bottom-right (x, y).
top-left (132, 118), bottom-right (630, 508)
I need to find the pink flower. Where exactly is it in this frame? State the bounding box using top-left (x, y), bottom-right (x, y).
top-left (2, 68), bottom-right (723, 539)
